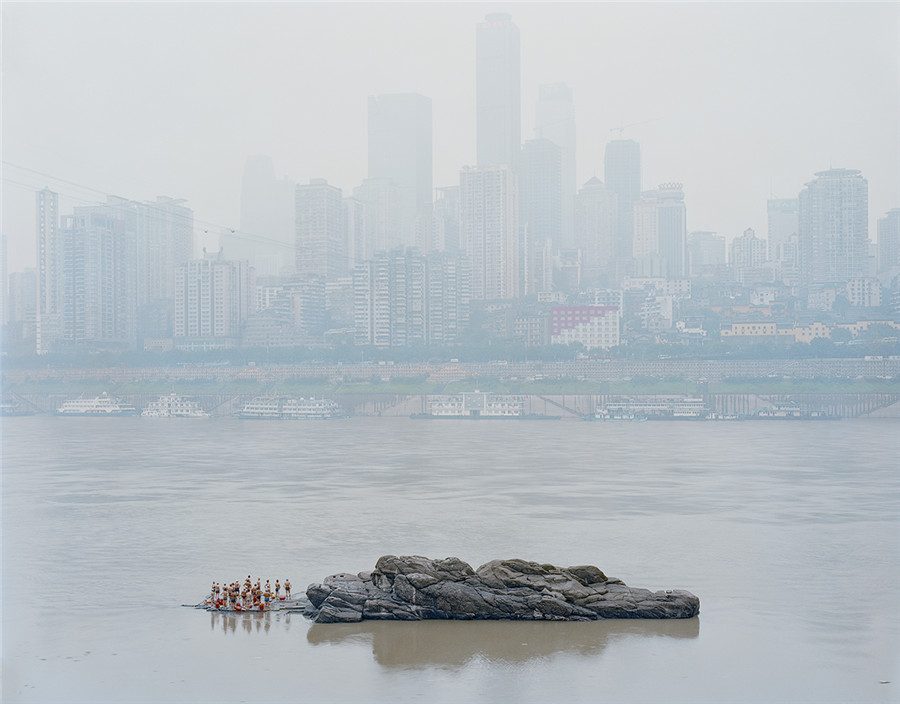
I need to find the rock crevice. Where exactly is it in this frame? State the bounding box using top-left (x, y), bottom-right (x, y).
top-left (305, 555), bottom-right (699, 623)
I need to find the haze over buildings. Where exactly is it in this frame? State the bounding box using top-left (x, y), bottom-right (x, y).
top-left (3, 4), bottom-right (899, 355)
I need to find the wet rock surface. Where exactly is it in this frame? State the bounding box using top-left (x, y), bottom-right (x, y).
top-left (305, 555), bottom-right (700, 624)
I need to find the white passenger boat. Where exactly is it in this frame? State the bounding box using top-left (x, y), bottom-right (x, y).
top-left (238, 396), bottom-right (345, 419)
top-left (56, 393), bottom-right (138, 416)
top-left (141, 393), bottom-right (209, 418)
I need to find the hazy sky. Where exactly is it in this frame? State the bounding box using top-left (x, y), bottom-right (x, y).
top-left (3, 2), bottom-right (898, 272)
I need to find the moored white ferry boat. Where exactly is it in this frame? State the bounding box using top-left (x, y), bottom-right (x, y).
top-left (414, 392), bottom-right (558, 419)
top-left (141, 393), bottom-right (209, 418)
top-left (238, 396), bottom-right (345, 419)
top-left (56, 393), bottom-right (138, 416)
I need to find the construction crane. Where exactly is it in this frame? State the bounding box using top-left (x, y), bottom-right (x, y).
top-left (610, 118), bottom-right (659, 137)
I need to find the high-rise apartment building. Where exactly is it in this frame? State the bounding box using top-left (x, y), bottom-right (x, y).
top-left (352, 248), bottom-right (470, 347)
top-left (174, 250), bottom-right (255, 350)
top-left (730, 228), bottom-right (767, 269)
top-left (604, 139), bottom-right (641, 260)
top-left (476, 13), bottom-right (521, 170)
top-left (36, 188), bottom-right (60, 354)
top-left (431, 186), bottom-right (460, 252)
top-left (767, 198), bottom-right (799, 264)
top-left (459, 165), bottom-right (519, 300)
top-left (58, 200), bottom-right (139, 349)
top-left (574, 177), bottom-right (618, 285)
top-left (296, 179), bottom-right (346, 282)
top-left (877, 208), bottom-right (900, 274)
top-left (535, 83), bottom-right (576, 247)
top-left (367, 93), bottom-right (433, 247)
top-left (799, 168), bottom-right (868, 285)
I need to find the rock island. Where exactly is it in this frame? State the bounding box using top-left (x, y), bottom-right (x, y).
top-left (305, 555), bottom-right (700, 623)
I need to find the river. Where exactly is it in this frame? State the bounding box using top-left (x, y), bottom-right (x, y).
top-left (2, 416), bottom-right (898, 703)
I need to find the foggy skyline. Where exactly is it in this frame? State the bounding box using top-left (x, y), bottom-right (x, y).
top-left (2, 2), bottom-right (898, 273)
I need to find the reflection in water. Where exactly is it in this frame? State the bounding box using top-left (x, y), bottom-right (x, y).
top-left (307, 618), bottom-right (700, 668)
top-left (209, 611), bottom-right (296, 635)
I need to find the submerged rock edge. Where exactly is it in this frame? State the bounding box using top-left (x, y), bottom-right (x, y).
top-left (305, 555), bottom-right (700, 624)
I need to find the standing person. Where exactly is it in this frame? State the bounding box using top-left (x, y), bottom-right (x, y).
top-left (275, 580), bottom-right (281, 599)
top-left (285, 579), bottom-right (291, 599)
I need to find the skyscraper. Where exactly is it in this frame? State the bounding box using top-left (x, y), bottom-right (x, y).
top-left (767, 198), bottom-right (799, 264)
top-left (36, 188), bottom-right (60, 354)
top-left (730, 228), bottom-right (767, 269)
top-left (295, 179), bottom-right (346, 282)
top-left (476, 13), bottom-right (520, 170)
top-left (238, 155), bottom-right (296, 277)
top-left (574, 177), bottom-right (617, 285)
top-left (656, 183), bottom-right (687, 279)
top-left (352, 177), bottom-right (402, 256)
top-left (459, 165), bottom-right (519, 300)
top-left (604, 139), bottom-right (641, 260)
top-left (367, 93), bottom-right (433, 247)
top-left (519, 138), bottom-right (562, 295)
top-left (877, 209), bottom-right (900, 275)
top-left (798, 168), bottom-right (868, 285)
top-left (535, 83), bottom-right (576, 247)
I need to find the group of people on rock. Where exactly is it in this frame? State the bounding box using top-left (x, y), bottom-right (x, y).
top-left (208, 576), bottom-right (292, 611)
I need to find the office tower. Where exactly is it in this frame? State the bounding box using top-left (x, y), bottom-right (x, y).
top-left (352, 177), bottom-right (402, 256)
top-left (8, 269), bottom-right (36, 326)
top-left (574, 177), bottom-right (618, 285)
top-left (236, 156), bottom-right (296, 277)
top-left (519, 138), bottom-right (562, 295)
top-left (688, 231), bottom-right (726, 278)
top-left (767, 198), bottom-right (799, 264)
top-left (58, 199), bottom-right (139, 349)
top-left (632, 183), bottom-right (686, 278)
top-left (798, 168), bottom-right (868, 285)
top-left (174, 250), bottom-right (255, 350)
top-left (535, 83), bottom-right (576, 247)
top-left (431, 186), bottom-right (460, 252)
top-left (877, 208), bottom-right (900, 274)
top-left (36, 188), bottom-right (60, 353)
top-left (604, 139), bottom-right (641, 260)
top-left (476, 13), bottom-right (521, 170)
top-left (367, 93), bottom-right (432, 247)
top-left (459, 165), bottom-right (519, 300)
top-left (352, 248), bottom-right (470, 347)
top-left (295, 179), bottom-right (345, 282)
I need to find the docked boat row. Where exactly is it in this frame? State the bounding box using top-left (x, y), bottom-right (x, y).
top-left (47, 394), bottom-right (345, 418)
top-left (589, 398), bottom-right (837, 421)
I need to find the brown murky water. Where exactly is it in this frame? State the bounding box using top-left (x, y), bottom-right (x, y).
top-left (3, 416), bottom-right (898, 702)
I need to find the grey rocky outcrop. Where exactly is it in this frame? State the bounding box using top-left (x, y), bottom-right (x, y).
top-left (305, 555), bottom-right (699, 624)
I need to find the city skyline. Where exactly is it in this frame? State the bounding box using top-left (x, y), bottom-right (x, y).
top-left (2, 2), bottom-right (898, 274)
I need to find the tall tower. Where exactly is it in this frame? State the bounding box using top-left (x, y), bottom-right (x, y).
top-left (767, 198), bottom-right (799, 264)
top-left (574, 177), bottom-right (617, 285)
top-left (476, 13), bottom-right (521, 171)
top-left (798, 168), bottom-right (868, 285)
top-left (877, 208), bottom-right (900, 274)
top-left (367, 93), bottom-right (433, 247)
top-left (36, 188), bottom-right (60, 353)
top-left (604, 139), bottom-right (641, 260)
top-left (459, 165), bottom-right (519, 300)
top-left (519, 138), bottom-right (562, 294)
top-left (536, 83), bottom-right (576, 247)
top-left (295, 179), bottom-right (345, 282)
top-left (657, 183), bottom-right (687, 279)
